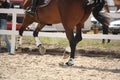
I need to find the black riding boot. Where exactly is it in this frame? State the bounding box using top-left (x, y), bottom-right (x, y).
top-left (27, 0), bottom-right (37, 15)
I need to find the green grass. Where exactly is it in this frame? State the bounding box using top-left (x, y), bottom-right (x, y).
top-left (40, 37), bottom-right (68, 45)
top-left (21, 36), bottom-right (120, 52)
top-left (22, 36), bottom-right (120, 47)
top-left (78, 39), bottom-right (120, 47)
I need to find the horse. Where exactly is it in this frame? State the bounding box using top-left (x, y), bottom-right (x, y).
top-left (18, 0), bottom-right (109, 66)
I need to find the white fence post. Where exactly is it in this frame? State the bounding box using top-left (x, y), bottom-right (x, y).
top-left (0, 9), bottom-right (25, 54)
top-left (10, 12), bottom-right (17, 54)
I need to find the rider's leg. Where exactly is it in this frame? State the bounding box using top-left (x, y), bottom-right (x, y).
top-left (27, 0), bottom-right (38, 15)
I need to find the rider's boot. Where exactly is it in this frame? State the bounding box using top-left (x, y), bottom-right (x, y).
top-left (26, 0), bottom-right (37, 16)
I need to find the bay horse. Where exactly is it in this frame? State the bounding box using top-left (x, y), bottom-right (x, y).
top-left (18, 0), bottom-right (109, 66)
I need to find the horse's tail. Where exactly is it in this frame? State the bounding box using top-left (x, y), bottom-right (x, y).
top-left (92, 1), bottom-right (110, 27)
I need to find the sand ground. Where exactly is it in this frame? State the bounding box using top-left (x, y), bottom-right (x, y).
top-left (0, 43), bottom-right (120, 80)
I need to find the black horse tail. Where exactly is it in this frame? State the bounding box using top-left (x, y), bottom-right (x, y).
top-left (92, 0), bottom-right (110, 34)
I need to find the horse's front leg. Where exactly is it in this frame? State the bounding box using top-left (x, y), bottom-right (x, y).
top-left (17, 14), bottom-right (34, 50)
top-left (61, 29), bottom-right (76, 66)
top-left (33, 24), bottom-right (46, 55)
top-left (63, 24), bottom-right (83, 66)
top-left (16, 25), bottom-right (27, 50)
top-left (65, 39), bottom-right (76, 66)
top-left (63, 24), bottom-right (83, 59)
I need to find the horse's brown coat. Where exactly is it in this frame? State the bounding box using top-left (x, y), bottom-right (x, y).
top-left (19, 0), bottom-right (109, 65)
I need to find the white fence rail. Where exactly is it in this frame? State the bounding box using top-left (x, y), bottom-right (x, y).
top-left (0, 9), bottom-right (120, 54)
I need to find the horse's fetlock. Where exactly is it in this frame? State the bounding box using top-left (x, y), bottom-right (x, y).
top-left (65, 58), bottom-right (74, 66)
top-left (37, 44), bottom-right (42, 47)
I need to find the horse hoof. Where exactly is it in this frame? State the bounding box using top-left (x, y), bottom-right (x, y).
top-left (65, 62), bottom-right (74, 66)
top-left (59, 62), bottom-right (65, 66)
top-left (38, 46), bottom-right (46, 55)
top-left (59, 62), bottom-right (72, 67)
top-left (63, 52), bottom-right (70, 59)
top-left (65, 58), bottom-right (74, 66)
top-left (59, 62), bottom-right (74, 66)
top-left (16, 47), bottom-right (22, 53)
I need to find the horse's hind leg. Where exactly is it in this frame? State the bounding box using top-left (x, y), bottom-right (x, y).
top-left (33, 23), bottom-right (46, 54)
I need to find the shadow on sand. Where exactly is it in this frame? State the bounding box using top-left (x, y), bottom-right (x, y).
top-left (14, 47), bottom-right (120, 59)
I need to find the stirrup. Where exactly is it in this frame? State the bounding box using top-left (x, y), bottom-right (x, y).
top-left (26, 10), bottom-right (35, 16)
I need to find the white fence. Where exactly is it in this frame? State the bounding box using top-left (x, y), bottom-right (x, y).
top-left (0, 9), bottom-right (24, 54)
top-left (0, 9), bottom-right (120, 54)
